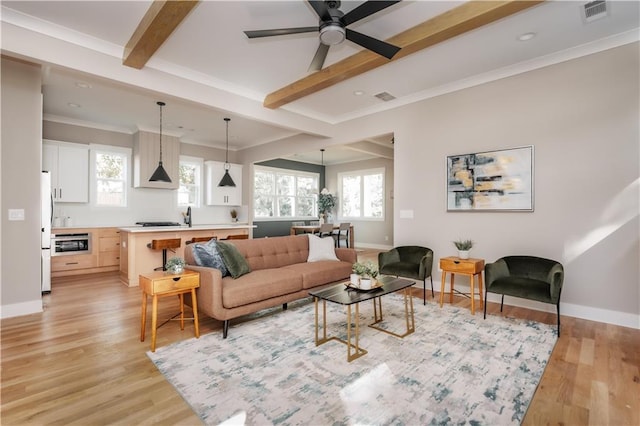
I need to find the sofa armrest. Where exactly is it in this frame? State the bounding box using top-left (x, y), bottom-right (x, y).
top-left (185, 264), bottom-right (224, 319)
top-left (485, 259), bottom-right (510, 289)
top-left (336, 247), bottom-right (357, 264)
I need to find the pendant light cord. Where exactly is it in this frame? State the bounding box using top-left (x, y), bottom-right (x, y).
top-left (158, 101), bottom-right (165, 163)
top-left (224, 117), bottom-right (231, 168)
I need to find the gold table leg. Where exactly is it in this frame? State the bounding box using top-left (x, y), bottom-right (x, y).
top-left (368, 288), bottom-right (415, 338)
top-left (314, 297), bottom-right (367, 362)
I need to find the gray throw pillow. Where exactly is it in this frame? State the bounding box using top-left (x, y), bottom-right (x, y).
top-left (192, 239), bottom-right (229, 277)
top-left (216, 241), bottom-right (251, 279)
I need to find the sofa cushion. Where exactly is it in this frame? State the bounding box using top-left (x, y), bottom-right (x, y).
top-left (217, 241), bottom-right (251, 279)
top-left (222, 268), bottom-right (302, 308)
top-left (307, 234), bottom-right (339, 262)
top-left (282, 260), bottom-right (353, 289)
top-left (225, 235), bottom-right (310, 271)
top-left (191, 239), bottom-right (229, 277)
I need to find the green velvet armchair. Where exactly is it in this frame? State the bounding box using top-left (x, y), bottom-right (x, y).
top-left (484, 256), bottom-right (564, 335)
top-left (378, 246), bottom-right (434, 305)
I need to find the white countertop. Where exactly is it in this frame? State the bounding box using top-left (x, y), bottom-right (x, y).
top-left (118, 223), bottom-right (255, 233)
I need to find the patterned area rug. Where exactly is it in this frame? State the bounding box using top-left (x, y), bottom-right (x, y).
top-left (148, 294), bottom-right (557, 425)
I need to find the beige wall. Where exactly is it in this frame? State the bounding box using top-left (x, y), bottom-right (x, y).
top-left (326, 157), bottom-right (394, 248)
top-left (1, 58), bottom-right (43, 316)
top-left (335, 43), bottom-right (639, 325)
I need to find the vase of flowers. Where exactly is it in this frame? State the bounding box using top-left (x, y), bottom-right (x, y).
top-left (318, 188), bottom-right (336, 222)
top-left (453, 239), bottom-right (474, 259)
top-left (165, 257), bottom-right (186, 274)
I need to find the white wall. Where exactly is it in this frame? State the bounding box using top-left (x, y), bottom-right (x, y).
top-left (335, 43), bottom-right (639, 328)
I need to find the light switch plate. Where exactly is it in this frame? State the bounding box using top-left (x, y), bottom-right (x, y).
top-left (399, 209), bottom-right (414, 219)
top-left (8, 209), bottom-right (25, 221)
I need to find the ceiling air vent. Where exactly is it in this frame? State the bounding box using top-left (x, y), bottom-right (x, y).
top-left (583, 1), bottom-right (608, 23)
top-left (374, 92), bottom-right (396, 102)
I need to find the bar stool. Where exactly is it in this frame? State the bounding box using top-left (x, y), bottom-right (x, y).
top-left (147, 238), bottom-right (181, 271)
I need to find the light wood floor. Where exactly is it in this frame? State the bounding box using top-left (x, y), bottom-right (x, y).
top-left (2, 249), bottom-right (638, 425)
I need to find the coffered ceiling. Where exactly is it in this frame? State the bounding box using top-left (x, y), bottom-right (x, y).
top-left (1, 1), bottom-right (638, 164)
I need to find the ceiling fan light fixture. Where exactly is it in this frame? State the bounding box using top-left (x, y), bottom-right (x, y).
top-left (319, 24), bottom-right (345, 45)
top-left (218, 117), bottom-right (236, 187)
top-left (149, 101), bottom-right (172, 183)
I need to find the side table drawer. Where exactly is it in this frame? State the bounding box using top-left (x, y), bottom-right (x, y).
top-left (140, 271), bottom-right (200, 295)
top-left (440, 257), bottom-right (483, 274)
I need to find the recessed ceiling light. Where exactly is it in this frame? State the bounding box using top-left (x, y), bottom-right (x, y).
top-left (517, 32), bottom-right (536, 42)
top-left (67, 102), bottom-right (81, 108)
top-left (75, 82), bottom-right (92, 89)
top-left (353, 90), bottom-right (365, 96)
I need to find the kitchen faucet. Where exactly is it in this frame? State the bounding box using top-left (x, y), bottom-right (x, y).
top-left (185, 206), bottom-right (192, 227)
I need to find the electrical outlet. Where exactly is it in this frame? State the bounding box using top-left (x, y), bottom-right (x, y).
top-left (8, 209), bottom-right (25, 221)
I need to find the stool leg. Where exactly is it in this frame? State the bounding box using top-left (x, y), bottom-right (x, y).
top-left (162, 249), bottom-right (168, 271)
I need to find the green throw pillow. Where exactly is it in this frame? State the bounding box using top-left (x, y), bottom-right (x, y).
top-left (216, 241), bottom-right (251, 279)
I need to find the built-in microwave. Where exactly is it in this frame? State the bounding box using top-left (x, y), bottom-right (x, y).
top-left (51, 233), bottom-right (91, 256)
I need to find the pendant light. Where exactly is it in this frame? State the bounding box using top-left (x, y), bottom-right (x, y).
top-left (320, 149), bottom-right (328, 193)
top-left (149, 101), bottom-right (172, 183)
top-left (218, 117), bottom-right (236, 187)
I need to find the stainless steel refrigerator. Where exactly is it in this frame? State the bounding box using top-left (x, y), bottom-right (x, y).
top-left (41, 171), bottom-right (52, 293)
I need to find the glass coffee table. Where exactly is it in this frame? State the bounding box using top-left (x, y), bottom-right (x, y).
top-left (308, 276), bottom-right (416, 362)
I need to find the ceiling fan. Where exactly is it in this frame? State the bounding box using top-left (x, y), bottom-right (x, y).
top-left (244, 0), bottom-right (402, 72)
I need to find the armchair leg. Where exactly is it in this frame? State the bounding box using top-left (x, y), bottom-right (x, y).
top-left (483, 288), bottom-right (488, 319)
top-left (556, 303), bottom-right (561, 337)
top-left (430, 276), bottom-right (434, 298)
top-left (500, 295), bottom-right (504, 312)
top-left (423, 278), bottom-right (426, 305)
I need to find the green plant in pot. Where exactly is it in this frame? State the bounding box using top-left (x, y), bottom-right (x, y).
top-left (453, 239), bottom-right (474, 259)
top-left (230, 209), bottom-right (238, 222)
top-left (165, 257), bottom-right (186, 274)
top-left (351, 261), bottom-right (379, 289)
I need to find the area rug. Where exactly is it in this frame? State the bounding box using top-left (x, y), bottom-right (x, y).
top-left (147, 294), bottom-right (557, 425)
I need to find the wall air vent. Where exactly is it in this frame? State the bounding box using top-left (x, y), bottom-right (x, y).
top-left (583, 1), bottom-right (608, 23)
top-left (374, 92), bottom-right (396, 102)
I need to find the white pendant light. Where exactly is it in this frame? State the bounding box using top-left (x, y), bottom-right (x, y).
top-left (218, 117), bottom-right (236, 187)
top-left (149, 101), bottom-right (171, 183)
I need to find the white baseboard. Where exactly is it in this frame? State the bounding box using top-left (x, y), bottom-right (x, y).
top-left (355, 242), bottom-right (393, 251)
top-left (420, 281), bottom-right (640, 330)
top-left (1, 299), bottom-right (43, 319)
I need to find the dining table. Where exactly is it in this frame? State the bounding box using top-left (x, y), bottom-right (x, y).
top-left (290, 224), bottom-right (354, 248)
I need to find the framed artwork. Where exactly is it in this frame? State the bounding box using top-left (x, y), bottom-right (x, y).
top-left (446, 145), bottom-right (534, 212)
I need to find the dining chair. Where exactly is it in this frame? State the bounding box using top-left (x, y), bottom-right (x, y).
top-left (318, 223), bottom-right (334, 238)
top-left (332, 222), bottom-right (350, 248)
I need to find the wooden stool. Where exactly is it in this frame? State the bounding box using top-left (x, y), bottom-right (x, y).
top-left (147, 238), bottom-right (181, 271)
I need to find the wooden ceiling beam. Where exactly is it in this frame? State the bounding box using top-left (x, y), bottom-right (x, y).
top-left (263, 0), bottom-right (544, 109)
top-left (123, 0), bottom-right (199, 69)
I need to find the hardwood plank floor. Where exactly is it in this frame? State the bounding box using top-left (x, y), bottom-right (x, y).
top-left (2, 249), bottom-right (638, 425)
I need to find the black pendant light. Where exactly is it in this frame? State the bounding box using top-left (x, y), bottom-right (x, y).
top-left (218, 117), bottom-right (236, 187)
top-left (149, 101), bottom-right (172, 183)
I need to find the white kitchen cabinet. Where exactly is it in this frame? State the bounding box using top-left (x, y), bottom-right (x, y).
top-left (133, 131), bottom-right (179, 189)
top-left (42, 140), bottom-right (89, 203)
top-left (205, 161), bottom-right (242, 205)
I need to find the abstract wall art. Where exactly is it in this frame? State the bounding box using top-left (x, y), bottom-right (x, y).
top-left (446, 146), bottom-right (534, 211)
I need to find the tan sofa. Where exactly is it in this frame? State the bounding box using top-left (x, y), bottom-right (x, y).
top-left (185, 234), bottom-right (357, 338)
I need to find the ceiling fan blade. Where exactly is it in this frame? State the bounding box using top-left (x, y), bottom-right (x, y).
top-left (341, 1), bottom-right (401, 26)
top-left (244, 27), bottom-right (318, 39)
top-left (308, 43), bottom-right (330, 72)
top-left (308, 0), bottom-right (331, 21)
top-left (346, 28), bottom-right (400, 60)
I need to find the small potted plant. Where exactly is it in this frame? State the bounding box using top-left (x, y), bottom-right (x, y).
top-left (351, 261), bottom-right (379, 289)
top-left (453, 239), bottom-right (474, 259)
top-left (165, 257), bottom-right (186, 274)
top-left (230, 209), bottom-right (238, 223)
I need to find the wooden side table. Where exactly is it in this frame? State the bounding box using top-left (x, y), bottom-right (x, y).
top-left (140, 269), bottom-right (200, 352)
top-left (439, 256), bottom-right (485, 315)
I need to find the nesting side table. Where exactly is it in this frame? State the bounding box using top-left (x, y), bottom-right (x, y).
top-left (140, 269), bottom-right (200, 352)
top-left (439, 256), bottom-right (485, 315)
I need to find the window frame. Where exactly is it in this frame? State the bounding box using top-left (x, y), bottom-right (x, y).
top-left (177, 155), bottom-right (203, 208)
top-left (90, 144), bottom-right (131, 208)
top-left (338, 167), bottom-right (386, 221)
top-left (253, 165), bottom-right (320, 221)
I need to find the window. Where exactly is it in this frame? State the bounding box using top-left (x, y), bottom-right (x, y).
top-left (254, 166), bottom-right (319, 219)
top-left (91, 145), bottom-right (130, 207)
top-left (339, 168), bottom-right (385, 219)
top-left (178, 156), bottom-right (202, 207)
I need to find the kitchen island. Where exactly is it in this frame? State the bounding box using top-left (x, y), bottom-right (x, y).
top-left (119, 224), bottom-right (254, 287)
